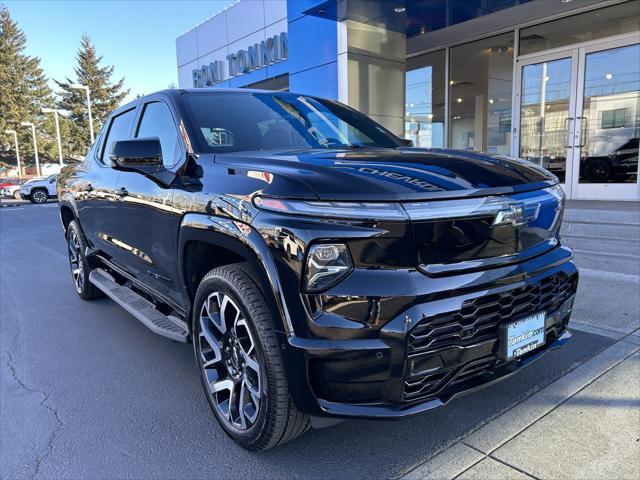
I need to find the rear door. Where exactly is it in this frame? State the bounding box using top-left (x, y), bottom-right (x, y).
top-left (75, 108), bottom-right (136, 260)
top-left (113, 97), bottom-right (186, 307)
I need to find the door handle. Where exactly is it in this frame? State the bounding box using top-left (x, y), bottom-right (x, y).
top-left (564, 117), bottom-right (574, 148)
top-left (576, 116), bottom-right (587, 148)
top-left (117, 187), bottom-right (128, 197)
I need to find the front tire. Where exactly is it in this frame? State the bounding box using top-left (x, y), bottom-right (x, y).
top-left (193, 264), bottom-right (309, 451)
top-left (13, 190), bottom-right (21, 200)
top-left (66, 220), bottom-right (103, 300)
top-left (30, 189), bottom-right (48, 204)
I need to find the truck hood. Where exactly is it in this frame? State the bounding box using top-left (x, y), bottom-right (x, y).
top-left (214, 148), bottom-right (556, 201)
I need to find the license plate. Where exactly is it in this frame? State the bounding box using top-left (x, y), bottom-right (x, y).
top-left (500, 312), bottom-right (546, 360)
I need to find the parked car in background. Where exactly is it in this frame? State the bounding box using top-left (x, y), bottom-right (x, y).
top-left (580, 137), bottom-right (639, 183)
top-left (58, 89), bottom-right (577, 451)
top-left (0, 177), bottom-right (20, 189)
top-left (20, 174), bottom-right (58, 203)
top-left (1, 183), bottom-right (22, 199)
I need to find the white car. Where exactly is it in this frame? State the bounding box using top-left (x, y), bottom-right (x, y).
top-left (0, 184), bottom-right (22, 200)
top-left (20, 174), bottom-right (58, 204)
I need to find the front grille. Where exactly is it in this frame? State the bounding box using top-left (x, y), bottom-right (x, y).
top-left (403, 272), bottom-right (576, 401)
top-left (408, 272), bottom-right (576, 354)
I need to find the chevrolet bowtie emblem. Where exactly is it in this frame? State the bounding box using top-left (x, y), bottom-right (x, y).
top-left (493, 202), bottom-right (540, 227)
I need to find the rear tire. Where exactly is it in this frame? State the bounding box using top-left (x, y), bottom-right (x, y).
top-left (30, 189), bottom-right (48, 204)
top-left (66, 220), bottom-right (103, 300)
top-left (13, 190), bottom-right (20, 200)
top-left (192, 263), bottom-right (309, 451)
top-left (583, 158), bottom-right (611, 183)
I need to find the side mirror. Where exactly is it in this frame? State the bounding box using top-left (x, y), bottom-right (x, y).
top-left (110, 138), bottom-right (163, 174)
top-left (400, 138), bottom-right (414, 147)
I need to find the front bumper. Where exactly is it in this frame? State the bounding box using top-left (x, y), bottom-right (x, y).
top-left (281, 246), bottom-right (578, 419)
top-left (318, 329), bottom-right (571, 418)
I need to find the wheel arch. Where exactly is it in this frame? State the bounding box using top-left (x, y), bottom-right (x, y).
top-left (178, 213), bottom-right (293, 334)
top-left (59, 204), bottom-right (75, 232)
top-left (58, 199), bottom-right (93, 248)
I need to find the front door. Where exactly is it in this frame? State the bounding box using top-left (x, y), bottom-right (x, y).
top-left (114, 99), bottom-right (186, 308)
top-left (514, 35), bottom-right (640, 200)
top-left (76, 107), bottom-right (137, 261)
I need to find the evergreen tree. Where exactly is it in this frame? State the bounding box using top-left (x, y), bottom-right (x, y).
top-left (0, 6), bottom-right (53, 169)
top-left (55, 34), bottom-right (128, 157)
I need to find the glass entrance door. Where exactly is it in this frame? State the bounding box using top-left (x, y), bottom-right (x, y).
top-left (573, 40), bottom-right (640, 200)
top-left (515, 35), bottom-right (640, 200)
top-left (516, 53), bottom-right (578, 193)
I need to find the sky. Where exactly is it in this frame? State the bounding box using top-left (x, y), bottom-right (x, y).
top-left (4, 0), bottom-right (235, 100)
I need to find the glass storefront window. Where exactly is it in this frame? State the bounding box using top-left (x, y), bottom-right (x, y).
top-left (519, 2), bottom-right (640, 56)
top-left (449, 33), bottom-right (514, 154)
top-left (404, 50), bottom-right (445, 147)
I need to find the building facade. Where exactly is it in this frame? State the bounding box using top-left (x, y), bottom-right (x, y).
top-left (176, 0), bottom-right (640, 201)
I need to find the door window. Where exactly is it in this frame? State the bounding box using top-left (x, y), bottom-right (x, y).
top-left (136, 102), bottom-right (182, 168)
top-left (519, 57), bottom-right (573, 183)
top-left (578, 43), bottom-right (639, 184)
top-left (100, 108), bottom-right (136, 162)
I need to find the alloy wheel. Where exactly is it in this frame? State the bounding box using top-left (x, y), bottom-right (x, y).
top-left (32, 191), bottom-right (47, 203)
top-left (198, 291), bottom-right (262, 430)
top-left (585, 161), bottom-right (610, 182)
top-left (68, 230), bottom-right (84, 293)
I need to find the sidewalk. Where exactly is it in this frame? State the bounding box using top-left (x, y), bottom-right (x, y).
top-left (400, 334), bottom-right (640, 480)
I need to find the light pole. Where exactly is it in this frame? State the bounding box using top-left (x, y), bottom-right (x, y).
top-left (20, 122), bottom-right (41, 177)
top-left (4, 129), bottom-right (22, 180)
top-left (70, 83), bottom-right (94, 144)
top-left (42, 108), bottom-right (64, 167)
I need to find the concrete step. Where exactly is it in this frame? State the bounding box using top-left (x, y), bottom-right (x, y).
top-left (560, 201), bottom-right (639, 275)
top-left (563, 207), bottom-right (640, 225)
top-left (562, 234), bottom-right (640, 257)
top-left (561, 220), bottom-right (640, 240)
top-left (570, 249), bottom-right (640, 276)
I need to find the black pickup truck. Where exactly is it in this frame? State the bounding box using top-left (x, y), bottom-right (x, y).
top-left (57, 89), bottom-right (578, 451)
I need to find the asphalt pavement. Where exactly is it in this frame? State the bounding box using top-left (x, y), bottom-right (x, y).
top-left (0, 203), bottom-right (624, 479)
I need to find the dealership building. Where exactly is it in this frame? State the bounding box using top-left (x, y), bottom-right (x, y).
top-left (176, 0), bottom-right (639, 201)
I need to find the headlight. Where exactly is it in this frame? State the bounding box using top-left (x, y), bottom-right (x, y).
top-left (253, 196), bottom-right (408, 221)
top-left (304, 243), bottom-right (353, 292)
top-left (547, 183), bottom-right (566, 206)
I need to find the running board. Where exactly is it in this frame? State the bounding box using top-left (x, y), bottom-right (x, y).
top-left (89, 268), bottom-right (189, 343)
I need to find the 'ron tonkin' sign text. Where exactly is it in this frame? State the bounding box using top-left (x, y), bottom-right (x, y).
top-left (192, 32), bottom-right (287, 87)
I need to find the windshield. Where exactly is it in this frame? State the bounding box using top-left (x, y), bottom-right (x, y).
top-left (183, 92), bottom-right (402, 153)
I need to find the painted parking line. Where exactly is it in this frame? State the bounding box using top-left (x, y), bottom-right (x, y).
top-left (0, 203), bottom-right (56, 209)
